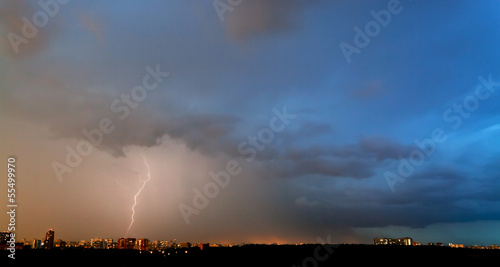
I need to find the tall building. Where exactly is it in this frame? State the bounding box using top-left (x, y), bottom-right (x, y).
top-left (117, 238), bottom-right (136, 249)
top-left (117, 238), bottom-right (126, 249)
top-left (126, 238), bottom-right (136, 249)
top-left (104, 238), bottom-right (113, 249)
top-left (135, 239), bottom-right (149, 251)
top-left (44, 229), bottom-right (55, 249)
top-left (31, 238), bottom-right (42, 249)
top-left (402, 237), bottom-right (413, 246)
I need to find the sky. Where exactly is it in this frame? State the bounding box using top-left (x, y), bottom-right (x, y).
top-left (1, 0), bottom-right (500, 246)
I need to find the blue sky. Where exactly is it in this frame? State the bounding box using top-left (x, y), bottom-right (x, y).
top-left (1, 0), bottom-right (500, 245)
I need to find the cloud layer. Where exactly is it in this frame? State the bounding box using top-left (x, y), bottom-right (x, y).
top-left (1, 0), bottom-right (500, 244)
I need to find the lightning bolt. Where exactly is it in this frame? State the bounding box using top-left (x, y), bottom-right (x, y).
top-left (126, 154), bottom-right (151, 236)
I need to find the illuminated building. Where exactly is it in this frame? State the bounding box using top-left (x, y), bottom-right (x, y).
top-left (117, 238), bottom-right (136, 249)
top-left (31, 239), bottom-right (42, 249)
top-left (402, 237), bottom-right (413, 246)
top-left (54, 239), bottom-right (66, 248)
top-left (44, 229), bottom-right (55, 249)
top-left (0, 231), bottom-right (10, 244)
top-left (65, 241), bottom-right (79, 248)
top-left (374, 238), bottom-right (388, 245)
top-left (105, 238), bottom-right (113, 249)
top-left (126, 238), bottom-right (136, 249)
top-left (135, 238), bottom-right (149, 250)
top-left (198, 243), bottom-right (210, 250)
top-left (0, 231), bottom-right (12, 250)
top-left (158, 240), bottom-right (173, 249)
top-left (179, 242), bottom-right (191, 248)
top-left (375, 237), bottom-right (413, 246)
top-left (117, 238), bottom-right (126, 249)
top-left (91, 238), bottom-right (104, 249)
top-left (150, 240), bottom-right (159, 250)
top-left (388, 238), bottom-right (402, 245)
top-left (79, 240), bottom-right (88, 248)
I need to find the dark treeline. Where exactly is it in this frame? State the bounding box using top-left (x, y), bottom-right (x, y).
top-left (2, 244), bottom-right (500, 266)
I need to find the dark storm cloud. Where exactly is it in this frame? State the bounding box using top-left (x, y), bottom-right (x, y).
top-left (289, 161), bottom-right (500, 231)
top-left (248, 135), bottom-right (417, 180)
top-left (2, 0), bottom-right (500, 244)
top-left (0, 0), bottom-right (63, 56)
top-left (0, 68), bottom-right (240, 157)
top-left (279, 131), bottom-right (415, 162)
top-left (224, 0), bottom-right (306, 41)
top-left (162, 113), bottom-right (240, 153)
top-left (83, 112), bottom-right (240, 157)
top-left (0, 0), bottom-right (323, 158)
top-left (275, 157), bottom-right (374, 179)
top-left (337, 136), bottom-right (416, 161)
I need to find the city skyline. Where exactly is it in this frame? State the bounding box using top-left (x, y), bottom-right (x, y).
top-left (5, 227), bottom-right (500, 248)
top-left (1, 0), bottom-right (500, 247)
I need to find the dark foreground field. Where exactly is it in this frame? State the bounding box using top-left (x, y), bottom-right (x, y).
top-left (2, 245), bottom-right (500, 266)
